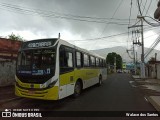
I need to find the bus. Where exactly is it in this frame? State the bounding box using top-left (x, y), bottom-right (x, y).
top-left (15, 38), bottom-right (107, 100)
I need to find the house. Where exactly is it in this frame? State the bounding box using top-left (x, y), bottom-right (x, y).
top-left (0, 37), bottom-right (22, 61)
top-left (146, 60), bottom-right (160, 79)
top-left (0, 38), bottom-right (22, 86)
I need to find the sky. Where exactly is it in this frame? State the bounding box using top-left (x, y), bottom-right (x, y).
top-left (0, 0), bottom-right (160, 50)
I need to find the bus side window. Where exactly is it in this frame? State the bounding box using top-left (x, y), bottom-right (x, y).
top-left (60, 46), bottom-right (66, 67)
top-left (67, 52), bottom-right (73, 67)
top-left (103, 60), bottom-right (106, 67)
top-left (99, 59), bottom-right (102, 67)
top-left (96, 58), bottom-right (99, 67)
top-left (90, 56), bottom-right (95, 67)
top-left (102, 60), bottom-right (104, 67)
top-left (83, 54), bottom-right (89, 67)
top-left (60, 46), bottom-right (74, 74)
top-left (76, 51), bottom-right (82, 68)
top-left (102, 60), bottom-right (106, 67)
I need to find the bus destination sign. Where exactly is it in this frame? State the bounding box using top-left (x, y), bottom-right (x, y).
top-left (28, 41), bottom-right (52, 48)
top-left (21, 39), bottom-right (58, 49)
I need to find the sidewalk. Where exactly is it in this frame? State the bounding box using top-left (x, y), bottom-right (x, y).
top-left (0, 85), bottom-right (20, 104)
top-left (132, 75), bottom-right (160, 112)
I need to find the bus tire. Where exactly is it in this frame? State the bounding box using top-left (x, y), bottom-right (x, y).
top-left (98, 75), bottom-right (102, 86)
top-left (73, 81), bottom-right (82, 98)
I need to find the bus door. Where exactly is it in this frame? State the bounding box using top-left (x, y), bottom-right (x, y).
top-left (59, 46), bottom-right (74, 98)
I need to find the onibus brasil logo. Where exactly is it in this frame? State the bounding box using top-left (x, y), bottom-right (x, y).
top-left (1, 109), bottom-right (42, 117)
top-left (2, 109), bottom-right (11, 117)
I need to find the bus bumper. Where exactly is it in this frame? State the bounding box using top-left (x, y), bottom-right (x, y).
top-left (15, 85), bottom-right (59, 100)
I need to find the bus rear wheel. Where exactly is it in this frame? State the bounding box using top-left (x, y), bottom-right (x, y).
top-left (73, 81), bottom-right (82, 97)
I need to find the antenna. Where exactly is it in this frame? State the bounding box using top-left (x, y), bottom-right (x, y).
top-left (58, 33), bottom-right (61, 39)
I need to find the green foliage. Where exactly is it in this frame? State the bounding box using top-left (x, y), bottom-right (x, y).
top-left (106, 52), bottom-right (122, 69)
top-left (7, 33), bottom-right (23, 41)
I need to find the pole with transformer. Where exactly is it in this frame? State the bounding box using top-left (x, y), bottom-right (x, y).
top-left (132, 30), bottom-right (141, 75)
top-left (128, 15), bottom-right (145, 78)
top-left (138, 16), bottom-right (145, 79)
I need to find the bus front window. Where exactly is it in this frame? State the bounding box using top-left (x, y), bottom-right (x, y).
top-left (17, 48), bottom-right (56, 77)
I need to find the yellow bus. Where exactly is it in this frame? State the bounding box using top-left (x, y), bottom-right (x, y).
top-left (15, 38), bottom-right (107, 100)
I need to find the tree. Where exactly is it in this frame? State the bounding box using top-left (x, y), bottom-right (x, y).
top-left (154, 0), bottom-right (160, 20)
top-left (106, 52), bottom-right (122, 69)
top-left (7, 33), bottom-right (23, 41)
top-left (116, 54), bottom-right (122, 69)
top-left (149, 57), bottom-right (155, 62)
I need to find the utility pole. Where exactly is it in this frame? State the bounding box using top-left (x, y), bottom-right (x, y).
top-left (155, 53), bottom-right (157, 79)
top-left (132, 34), bottom-right (141, 75)
top-left (136, 52), bottom-right (137, 68)
top-left (126, 47), bottom-right (135, 74)
top-left (138, 16), bottom-right (145, 78)
top-left (133, 42), bottom-right (136, 74)
top-left (128, 16), bottom-right (145, 78)
top-left (114, 56), bottom-right (116, 73)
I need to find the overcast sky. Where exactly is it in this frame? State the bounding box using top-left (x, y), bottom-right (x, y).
top-left (0, 0), bottom-right (159, 50)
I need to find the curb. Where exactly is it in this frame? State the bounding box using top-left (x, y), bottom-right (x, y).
top-left (132, 75), bottom-right (160, 112)
top-left (147, 96), bottom-right (160, 111)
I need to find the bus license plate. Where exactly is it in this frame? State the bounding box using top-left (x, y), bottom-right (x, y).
top-left (28, 91), bottom-right (35, 94)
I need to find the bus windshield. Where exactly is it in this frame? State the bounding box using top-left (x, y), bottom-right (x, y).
top-left (17, 48), bottom-right (56, 77)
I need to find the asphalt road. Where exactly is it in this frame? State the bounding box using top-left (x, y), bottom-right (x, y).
top-left (1, 73), bottom-right (157, 117)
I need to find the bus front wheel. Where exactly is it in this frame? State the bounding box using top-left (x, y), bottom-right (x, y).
top-left (73, 81), bottom-right (82, 97)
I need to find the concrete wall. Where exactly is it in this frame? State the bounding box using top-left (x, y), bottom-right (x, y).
top-left (0, 61), bottom-right (16, 86)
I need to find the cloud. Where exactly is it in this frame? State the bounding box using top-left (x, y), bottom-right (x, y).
top-left (0, 0), bottom-right (159, 50)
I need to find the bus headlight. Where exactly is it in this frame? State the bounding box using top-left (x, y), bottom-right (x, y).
top-left (48, 79), bottom-right (58, 88)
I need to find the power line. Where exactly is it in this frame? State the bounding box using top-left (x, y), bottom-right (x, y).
top-left (0, 2), bottom-right (136, 25)
top-left (142, 0), bottom-right (148, 14)
top-left (145, 0), bottom-right (152, 16)
top-left (1, 1), bottom-right (159, 47)
top-left (144, 34), bottom-right (160, 58)
top-left (88, 0), bottom-right (124, 50)
top-left (0, 2), bottom-right (136, 21)
top-left (0, 7), bottom-right (130, 25)
top-left (143, 16), bottom-right (160, 27)
top-left (137, 0), bottom-right (142, 16)
top-left (128, 0), bottom-right (133, 49)
top-left (72, 32), bottom-right (128, 41)
top-left (99, 0), bottom-right (124, 36)
top-left (68, 26), bottom-right (160, 42)
top-left (128, 0), bottom-right (133, 27)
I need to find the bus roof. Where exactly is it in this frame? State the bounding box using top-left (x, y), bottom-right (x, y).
top-left (59, 39), bottom-right (105, 59)
top-left (20, 38), bottom-right (105, 59)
